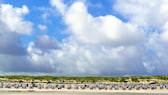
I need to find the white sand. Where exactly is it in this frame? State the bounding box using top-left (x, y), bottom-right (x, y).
top-left (0, 87), bottom-right (168, 93)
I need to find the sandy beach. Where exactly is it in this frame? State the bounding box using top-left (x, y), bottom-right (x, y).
top-left (0, 89), bottom-right (168, 93)
top-left (0, 90), bottom-right (168, 95)
top-left (1, 77), bottom-right (168, 95)
top-left (0, 86), bottom-right (168, 94)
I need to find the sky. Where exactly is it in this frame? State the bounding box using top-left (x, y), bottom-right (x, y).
top-left (0, 0), bottom-right (168, 76)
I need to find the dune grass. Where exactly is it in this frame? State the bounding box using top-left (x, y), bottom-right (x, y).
top-left (0, 76), bottom-right (168, 83)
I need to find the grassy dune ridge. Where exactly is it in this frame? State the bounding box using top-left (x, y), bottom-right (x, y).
top-left (0, 76), bottom-right (168, 83)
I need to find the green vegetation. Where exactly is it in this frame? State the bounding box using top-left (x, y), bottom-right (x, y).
top-left (131, 77), bottom-right (139, 82)
top-left (0, 76), bottom-right (168, 83)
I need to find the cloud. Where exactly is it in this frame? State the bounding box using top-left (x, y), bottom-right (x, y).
top-left (27, 38), bottom-right (147, 75)
top-left (38, 24), bottom-right (47, 31)
top-left (0, 32), bottom-right (27, 55)
top-left (113, 0), bottom-right (168, 74)
top-left (0, 4), bottom-right (33, 35)
top-left (0, 55), bottom-right (30, 72)
top-left (64, 2), bottom-right (144, 45)
top-left (114, 0), bottom-right (168, 30)
top-left (50, 0), bottom-right (67, 15)
top-left (34, 35), bottom-right (59, 50)
top-left (161, 22), bottom-right (168, 41)
top-left (27, 42), bottom-right (58, 73)
top-left (143, 32), bottom-right (168, 75)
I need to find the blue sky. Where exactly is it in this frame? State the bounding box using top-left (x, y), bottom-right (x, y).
top-left (3, 0), bottom-right (67, 46)
top-left (0, 0), bottom-right (168, 76)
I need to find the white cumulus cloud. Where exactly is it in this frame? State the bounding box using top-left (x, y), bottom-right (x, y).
top-left (0, 4), bottom-right (33, 35)
top-left (64, 2), bottom-right (144, 45)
